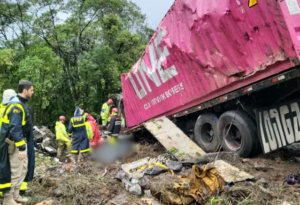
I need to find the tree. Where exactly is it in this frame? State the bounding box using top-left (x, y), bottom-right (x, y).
top-left (0, 0), bottom-right (154, 126)
top-left (0, 49), bottom-right (17, 96)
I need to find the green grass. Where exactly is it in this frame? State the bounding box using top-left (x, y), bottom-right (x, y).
top-left (178, 152), bottom-right (186, 157)
top-left (166, 148), bottom-right (178, 154)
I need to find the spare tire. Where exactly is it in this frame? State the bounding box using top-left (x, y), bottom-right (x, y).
top-left (218, 110), bottom-right (260, 158)
top-left (194, 113), bottom-right (220, 152)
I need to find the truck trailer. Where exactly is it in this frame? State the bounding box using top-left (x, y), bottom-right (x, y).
top-left (121, 0), bottom-right (300, 157)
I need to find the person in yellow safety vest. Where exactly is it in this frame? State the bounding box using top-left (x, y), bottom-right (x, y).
top-left (0, 89), bottom-right (17, 198)
top-left (101, 99), bottom-right (113, 127)
top-left (0, 89), bottom-right (17, 128)
top-left (55, 116), bottom-right (71, 161)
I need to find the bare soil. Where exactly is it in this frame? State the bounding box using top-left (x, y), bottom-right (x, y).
top-left (17, 141), bottom-right (165, 205)
top-left (2, 141), bottom-right (300, 205)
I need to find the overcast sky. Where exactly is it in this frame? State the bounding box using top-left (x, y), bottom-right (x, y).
top-left (56, 0), bottom-right (175, 29)
top-left (131, 0), bottom-right (175, 29)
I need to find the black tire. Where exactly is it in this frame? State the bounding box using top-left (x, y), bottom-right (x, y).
top-left (218, 110), bottom-right (260, 158)
top-left (194, 113), bottom-right (220, 152)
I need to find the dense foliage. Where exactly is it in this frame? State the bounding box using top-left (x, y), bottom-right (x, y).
top-left (0, 0), bottom-right (154, 126)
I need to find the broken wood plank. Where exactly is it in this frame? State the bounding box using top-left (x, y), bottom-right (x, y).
top-left (143, 117), bottom-right (205, 161)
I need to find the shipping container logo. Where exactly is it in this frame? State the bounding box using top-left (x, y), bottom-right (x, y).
top-left (249, 0), bottom-right (258, 8)
top-left (128, 28), bottom-right (179, 100)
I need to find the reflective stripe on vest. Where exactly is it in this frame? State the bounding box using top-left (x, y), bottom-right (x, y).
top-left (1, 103), bottom-right (26, 126)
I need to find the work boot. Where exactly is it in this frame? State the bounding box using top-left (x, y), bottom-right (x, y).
top-left (57, 147), bottom-right (63, 158)
top-left (82, 153), bottom-right (90, 161)
top-left (71, 155), bottom-right (77, 164)
top-left (3, 192), bottom-right (21, 205)
top-left (66, 146), bottom-right (72, 158)
top-left (14, 190), bottom-right (29, 203)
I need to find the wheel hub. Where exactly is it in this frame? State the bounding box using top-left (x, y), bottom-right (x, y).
top-left (200, 122), bottom-right (214, 146)
top-left (224, 125), bottom-right (242, 151)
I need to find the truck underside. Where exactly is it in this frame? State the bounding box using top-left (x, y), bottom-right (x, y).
top-left (174, 66), bottom-right (300, 157)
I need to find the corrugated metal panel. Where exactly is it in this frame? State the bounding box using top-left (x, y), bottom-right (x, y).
top-left (121, 0), bottom-right (300, 127)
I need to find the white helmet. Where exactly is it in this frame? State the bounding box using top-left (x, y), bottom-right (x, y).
top-left (2, 89), bottom-right (17, 104)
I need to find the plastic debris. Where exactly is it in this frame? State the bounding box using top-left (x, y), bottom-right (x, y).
top-left (166, 160), bottom-right (183, 171)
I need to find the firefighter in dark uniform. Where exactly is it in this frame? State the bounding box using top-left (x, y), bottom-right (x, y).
top-left (68, 107), bottom-right (91, 164)
top-left (0, 81), bottom-right (35, 205)
top-left (107, 108), bottom-right (121, 144)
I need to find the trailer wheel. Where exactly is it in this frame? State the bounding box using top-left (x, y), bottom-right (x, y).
top-left (194, 113), bottom-right (220, 152)
top-left (218, 110), bottom-right (260, 158)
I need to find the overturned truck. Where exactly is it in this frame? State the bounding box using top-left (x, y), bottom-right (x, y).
top-left (121, 0), bottom-right (300, 157)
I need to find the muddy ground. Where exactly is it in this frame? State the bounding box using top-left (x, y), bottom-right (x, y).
top-left (2, 138), bottom-right (300, 205)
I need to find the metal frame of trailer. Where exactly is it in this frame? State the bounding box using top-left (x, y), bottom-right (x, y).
top-left (170, 66), bottom-right (300, 119)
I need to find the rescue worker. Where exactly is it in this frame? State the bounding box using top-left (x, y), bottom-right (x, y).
top-left (0, 89), bottom-right (16, 198)
top-left (101, 99), bottom-right (113, 128)
top-left (55, 116), bottom-right (71, 161)
top-left (0, 80), bottom-right (35, 205)
top-left (68, 108), bottom-right (93, 164)
top-left (107, 108), bottom-right (121, 144)
top-left (0, 89), bottom-right (17, 128)
top-left (107, 113), bottom-right (114, 127)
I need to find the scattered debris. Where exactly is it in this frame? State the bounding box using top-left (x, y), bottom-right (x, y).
top-left (144, 117), bottom-right (206, 161)
top-left (256, 178), bottom-right (268, 185)
top-left (166, 160), bottom-right (182, 171)
top-left (45, 166), bottom-right (61, 172)
top-left (195, 156), bottom-right (210, 164)
top-left (150, 165), bottom-right (225, 204)
top-left (33, 126), bottom-right (57, 155)
top-left (128, 184), bottom-right (142, 196)
top-left (52, 188), bottom-right (63, 197)
top-left (122, 177), bottom-right (142, 196)
top-left (1, 130), bottom-right (299, 205)
top-left (144, 190), bottom-right (152, 198)
top-left (242, 158), bottom-right (269, 172)
top-left (121, 154), bottom-right (171, 179)
top-left (286, 174), bottom-right (300, 185)
top-left (210, 160), bottom-right (254, 182)
top-left (102, 167), bottom-right (108, 177)
top-left (139, 163), bottom-right (168, 175)
top-left (141, 198), bottom-right (162, 205)
top-left (138, 176), bottom-right (150, 189)
top-left (258, 185), bottom-right (276, 198)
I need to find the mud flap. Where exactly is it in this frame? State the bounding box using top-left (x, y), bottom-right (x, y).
top-left (143, 117), bottom-right (206, 161)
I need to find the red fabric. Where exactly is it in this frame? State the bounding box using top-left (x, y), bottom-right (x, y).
top-left (87, 113), bottom-right (101, 148)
